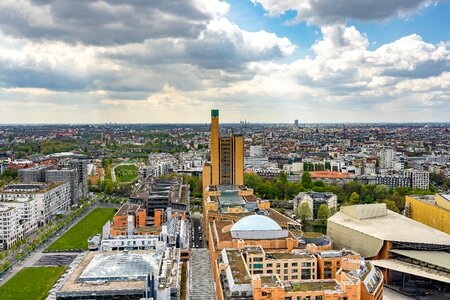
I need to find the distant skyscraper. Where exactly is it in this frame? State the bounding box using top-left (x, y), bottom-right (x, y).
top-left (203, 109), bottom-right (244, 186)
top-left (294, 119), bottom-right (299, 127)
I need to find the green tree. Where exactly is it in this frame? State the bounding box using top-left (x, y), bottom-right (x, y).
top-left (348, 192), bottom-right (360, 205)
top-left (301, 171), bottom-right (312, 188)
top-left (374, 184), bottom-right (389, 201)
top-left (104, 179), bottom-right (114, 195)
top-left (297, 202), bottom-right (312, 222)
top-left (384, 199), bottom-right (400, 213)
top-left (317, 204), bottom-right (330, 225)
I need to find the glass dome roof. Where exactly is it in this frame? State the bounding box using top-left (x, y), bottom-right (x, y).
top-left (230, 215), bottom-right (282, 232)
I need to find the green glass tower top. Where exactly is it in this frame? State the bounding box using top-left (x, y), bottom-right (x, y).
top-left (211, 109), bottom-right (219, 118)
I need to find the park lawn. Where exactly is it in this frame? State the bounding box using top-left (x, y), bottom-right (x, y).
top-left (47, 208), bottom-right (116, 251)
top-left (115, 164), bottom-right (138, 182)
top-left (0, 266), bottom-right (66, 300)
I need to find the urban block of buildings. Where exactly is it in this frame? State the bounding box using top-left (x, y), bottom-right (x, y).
top-left (0, 182), bottom-right (71, 249)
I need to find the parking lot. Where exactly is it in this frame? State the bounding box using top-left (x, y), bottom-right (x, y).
top-left (34, 254), bottom-right (79, 267)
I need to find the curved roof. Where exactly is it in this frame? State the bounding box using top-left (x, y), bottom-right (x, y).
top-left (231, 215), bottom-right (282, 232)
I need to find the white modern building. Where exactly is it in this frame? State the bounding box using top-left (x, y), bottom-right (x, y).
top-left (379, 148), bottom-right (395, 169)
top-left (0, 182), bottom-right (71, 228)
top-left (0, 204), bottom-right (23, 249)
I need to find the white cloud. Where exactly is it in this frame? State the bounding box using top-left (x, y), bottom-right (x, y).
top-left (252, 0), bottom-right (436, 25)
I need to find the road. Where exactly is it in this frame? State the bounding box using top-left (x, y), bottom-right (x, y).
top-left (190, 214), bottom-right (204, 249)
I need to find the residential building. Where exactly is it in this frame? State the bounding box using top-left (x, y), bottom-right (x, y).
top-left (18, 165), bottom-right (51, 182)
top-left (293, 192), bottom-right (338, 220)
top-left (379, 148), bottom-right (394, 169)
top-left (404, 169), bottom-right (430, 190)
top-left (375, 175), bottom-right (410, 189)
top-left (0, 182), bottom-right (70, 228)
top-left (45, 168), bottom-right (80, 204)
top-left (0, 204), bottom-right (23, 249)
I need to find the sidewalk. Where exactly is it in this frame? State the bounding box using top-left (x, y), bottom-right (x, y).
top-left (0, 203), bottom-right (97, 286)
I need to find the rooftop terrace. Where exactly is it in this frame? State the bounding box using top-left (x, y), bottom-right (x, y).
top-left (287, 280), bottom-right (339, 292)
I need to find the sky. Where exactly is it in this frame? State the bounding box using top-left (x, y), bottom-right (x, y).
top-left (0, 0), bottom-right (449, 124)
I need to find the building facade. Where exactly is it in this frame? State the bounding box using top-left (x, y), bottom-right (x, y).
top-left (204, 109), bottom-right (244, 187)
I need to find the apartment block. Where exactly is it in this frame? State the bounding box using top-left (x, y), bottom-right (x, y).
top-left (0, 204), bottom-right (23, 249)
top-left (0, 182), bottom-right (70, 228)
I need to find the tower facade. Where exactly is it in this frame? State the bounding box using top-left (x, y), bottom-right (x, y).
top-left (205, 109), bottom-right (244, 188)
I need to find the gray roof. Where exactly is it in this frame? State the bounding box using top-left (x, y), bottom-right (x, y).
top-left (189, 249), bottom-right (216, 300)
top-left (390, 250), bottom-right (450, 270)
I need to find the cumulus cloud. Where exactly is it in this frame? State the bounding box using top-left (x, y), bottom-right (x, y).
top-left (252, 0), bottom-right (438, 25)
top-left (0, 0), bottom-right (449, 123)
top-left (0, 0), bottom-right (229, 45)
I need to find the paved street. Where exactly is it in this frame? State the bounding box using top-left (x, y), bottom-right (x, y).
top-left (190, 214), bottom-right (204, 249)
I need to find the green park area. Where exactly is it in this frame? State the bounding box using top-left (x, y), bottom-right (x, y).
top-left (47, 208), bottom-right (116, 251)
top-left (0, 266), bottom-right (66, 300)
top-left (115, 164), bottom-right (138, 183)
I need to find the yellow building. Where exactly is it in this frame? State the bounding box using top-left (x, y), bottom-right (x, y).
top-left (405, 194), bottom-right (450, 234)
top-left (204, 109), bottom-right (244, 187)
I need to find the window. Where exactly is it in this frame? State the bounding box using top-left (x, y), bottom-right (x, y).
top-left (267, 270), bottom-right (273, 274)
top-left (254, 257), bottom-right (264, 262)
top-left (301, 262), bottom-right (311, 267)
top-left (305, 296), bottom-right (311, 300)
top-left (276, 263), bottom-right (281, 268)
top-left (284, 263), bottom-right (289, 268)
top-left (254, 270), bottom-right (263, 274)
top-left (253, 263), bottom-right (264, 269)
top-left (284, 269), bottom-right (289, 274)
top-left (267, 263), bottom-right (273, 268)
top-left (324, 268), bottom-right (332, 279)
top-left (284, 276), bottom-right (289, 280)
top-left (315, 297), bottom-right (323, 300)
top-left (276, 269), bottom-right (281, 274)
top-left (324, 261), bottom-right (332, 267)
top-left (285, 297), bottom-right (292, 300)
top-left (291, 262), bottom-right (298, 267)
top-left (296, 297), bottom-right (301, 300)
top-left (292, 275), bottom-right (298, 279)
top-left (301, 269), bottom-right (311, 279)
top-left (292, 268), bottom-right (298, 273)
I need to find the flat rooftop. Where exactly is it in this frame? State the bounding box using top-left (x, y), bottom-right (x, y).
top-left (79, 252), bottom-right (160, 282)
top-left (286, 280), bottom-right (339, 292)
top-left (1, 182), bottom-right (65, 194)
top-left (226, 249), bottom-right (251, 284)
top-left (59, 251), bottom-right (161, 293)
top-left (329, 206), bottom-right (450, 246)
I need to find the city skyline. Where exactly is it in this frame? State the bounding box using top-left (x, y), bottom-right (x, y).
top-left (0, 0), bottom-right (449, 123)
